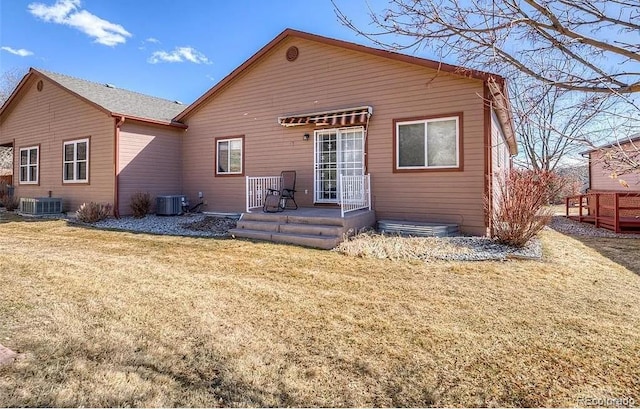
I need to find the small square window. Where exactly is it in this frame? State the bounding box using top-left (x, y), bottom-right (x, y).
top-left (394, 114), bottom-right (461, 171)
top-left (216, 136), bottom-right (244, 175)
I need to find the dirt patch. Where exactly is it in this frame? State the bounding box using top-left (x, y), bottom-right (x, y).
top-left (0, 344), bottom-right (17, 365)
top-left (179, 216), bottom-right (237, 234)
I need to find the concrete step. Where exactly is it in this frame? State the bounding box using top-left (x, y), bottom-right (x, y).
top-left (278, 222), bottom-right (343, 236)
top-left (241, 212), bottom-right (288, 223)
top-left (242, 212), bottom-right (344, 226)
top-left (236, 220), bottom-right (342, 236)
top-left (228, 229), bottom-right (341, 250)
top-left (236, 220), bottom-right (280, 232)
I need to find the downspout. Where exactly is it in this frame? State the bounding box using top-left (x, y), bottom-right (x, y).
top-left (114, 116), bottom-right (125, 218)
top-left (483, 81), bottom-right (493, 237)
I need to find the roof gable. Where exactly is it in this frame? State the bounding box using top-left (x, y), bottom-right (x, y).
top-left (1, 68), bottom-right (187, 127)
top-left (175, 28), bottom-right (506, 121)
top-left (581, 133), bottom-right (640, 156)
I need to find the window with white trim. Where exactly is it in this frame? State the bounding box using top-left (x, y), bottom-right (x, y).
top-left (216, 137), bottom-right (243, 175)
top-left (19, 146), bottom-right (39, 184)
top-left (63, 138), bottom-right (89, 183)
top-left (395, 115), bottom-right (460, 170)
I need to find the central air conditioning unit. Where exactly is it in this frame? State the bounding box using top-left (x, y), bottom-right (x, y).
top-left (156, 195), bottom-right (187, 216)
top-left (20, 197), bottom-right (63, 215)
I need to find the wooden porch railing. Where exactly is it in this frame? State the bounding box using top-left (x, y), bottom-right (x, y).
top-left (565, 192), bottom-right (640, 233)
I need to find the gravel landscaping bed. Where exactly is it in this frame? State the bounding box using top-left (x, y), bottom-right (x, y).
top-left (335, 232), bottom-right (542, 261)
top-left (86, 214), bottom-right (238, 237)
top-left (548, 216), bottom-right (640, 238)
top-left (441, 236), bottom-right (542, 261)
top-left (5, 209), bottom-right (544, 260)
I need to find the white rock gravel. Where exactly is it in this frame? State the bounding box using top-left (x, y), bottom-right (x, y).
top-left (548, 216), bottom-right (640, 238)
top-left (84, 214), bottom-right (238, 237)
top-left (437, 236), bottom-right (542, 261)
top-left (17, 210), bottom-right (633, 261)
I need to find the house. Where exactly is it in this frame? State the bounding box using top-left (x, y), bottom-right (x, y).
top-left (0, 29), bottom-right (517, 245)
top-left (0, 68), bottom-right (187, 216)
top-left (584, 134), bottom-right (640, 191)
top-left (566, 135), bottom-right (640, 233)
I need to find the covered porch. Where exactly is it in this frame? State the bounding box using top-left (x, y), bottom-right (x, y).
top-left (231, 174), bottom-right (375, 249)
top-left (244, 173), bottom-right (372, 217)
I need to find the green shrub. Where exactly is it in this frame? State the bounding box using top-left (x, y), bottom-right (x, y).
top-left (130, 192), bottom-right (152, 218)
top-left (76, 202), bottom-right (112, 223)
top-left (1, 194), bottom-right (19, 211)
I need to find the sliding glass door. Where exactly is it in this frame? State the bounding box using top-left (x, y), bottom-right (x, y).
top-left (314, 127), bottom-right (364, 203)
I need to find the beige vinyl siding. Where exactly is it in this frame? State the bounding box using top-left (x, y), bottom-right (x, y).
top-left (183, 37), bottom-right (489, 234)
top-left (118, 121), bottom-right (184, 215)
top-left (183, 38), bottom-right (486, 234)
top-left (0, 75), bottom-right (114, 212)
top-left (590, 150), bottom-right (640, 191)
top-left (491, 108), bottom-right (511, 211)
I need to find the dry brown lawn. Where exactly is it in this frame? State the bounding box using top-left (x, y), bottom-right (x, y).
top-left (0, 219), bottom-right (639, 407)
top-left (572, 236), bottom-right (640, 276)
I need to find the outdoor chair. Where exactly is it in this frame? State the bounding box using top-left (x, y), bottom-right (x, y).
top-left (263, 170), bottom-right (298, 212)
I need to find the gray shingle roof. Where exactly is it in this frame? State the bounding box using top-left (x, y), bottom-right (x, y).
top-left (35, 68), bottom-right (186, 124)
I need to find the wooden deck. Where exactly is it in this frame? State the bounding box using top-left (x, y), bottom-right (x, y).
top-left (565, 192), bottom-right (640, 233)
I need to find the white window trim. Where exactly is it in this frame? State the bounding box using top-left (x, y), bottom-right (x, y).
top-left (395, 116), bottom-right (460, 170)
top-left (19, 146), bottom-right (39, 185)
top-left (63, 138), bottom-right (89, 183)
top-left (216, 137), bottom-right (243, 175)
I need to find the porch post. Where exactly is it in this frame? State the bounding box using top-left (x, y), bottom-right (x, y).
top-left (245, 176), bottom-right (249, 213)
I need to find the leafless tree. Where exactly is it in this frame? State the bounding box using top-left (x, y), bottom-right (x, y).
top-left (0, 67), bottom-right (27, 106)
top-left (335, 0), bottom-right (640, 174)
top-left (511, 69), bottom-right (615, 171)
top-left (0, 67), bottom-right (27, 176)
top-left (600, 137), bottom-right (640, 184)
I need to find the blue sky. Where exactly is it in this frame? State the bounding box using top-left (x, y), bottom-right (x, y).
top-left (0, 0), bottom-right (388, 103)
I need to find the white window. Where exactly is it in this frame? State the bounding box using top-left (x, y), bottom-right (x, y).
top-left (216, 137), bottom-right (243, 175)
top-left (19, 146), bottom-right (39, 184)
top-left (395, 115), bottom-right (461, 170)
top-left (63, 138), bottom-right (89, 183)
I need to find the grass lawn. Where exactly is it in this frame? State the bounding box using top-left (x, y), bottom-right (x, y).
top-left (0, 219), bottom-right (639, 407)
top-left (572, 236), bottom-right (640, 276)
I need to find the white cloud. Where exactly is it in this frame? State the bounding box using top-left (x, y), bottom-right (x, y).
top-left (145, 37), bottom-right (160, 44)
top-left (148, 47), bottom-right (211, 64)
top-left (28, 0), bottom-right (131, 46)
top-left (1, 46), bottom-right (34, 57)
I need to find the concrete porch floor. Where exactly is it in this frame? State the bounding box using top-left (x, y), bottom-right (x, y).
top-left (246, 206), bottom-right (370, 219)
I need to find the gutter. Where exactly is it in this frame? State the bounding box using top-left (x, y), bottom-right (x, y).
top-left (111, 112), bottom-right (188, 129)
top-left (113, 116), bottom-right (125, 218)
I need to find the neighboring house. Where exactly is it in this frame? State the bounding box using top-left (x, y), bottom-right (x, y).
top-left (0, 68), bottom-right (186, 216)
top-left (0, 29), bottom-right (517, 237)
top-left (584, 134), bottom-right (640, 191)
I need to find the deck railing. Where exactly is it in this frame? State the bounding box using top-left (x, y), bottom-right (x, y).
top-left (339, 174), bottom-right (371, 217)
top-left (566, 191), bottom-right (640, 233)
top-left (246, 176), bottom-right (281, 212)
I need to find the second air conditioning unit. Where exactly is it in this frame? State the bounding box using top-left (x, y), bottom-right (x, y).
top-left (156, 195), bottom-right (187, 216)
